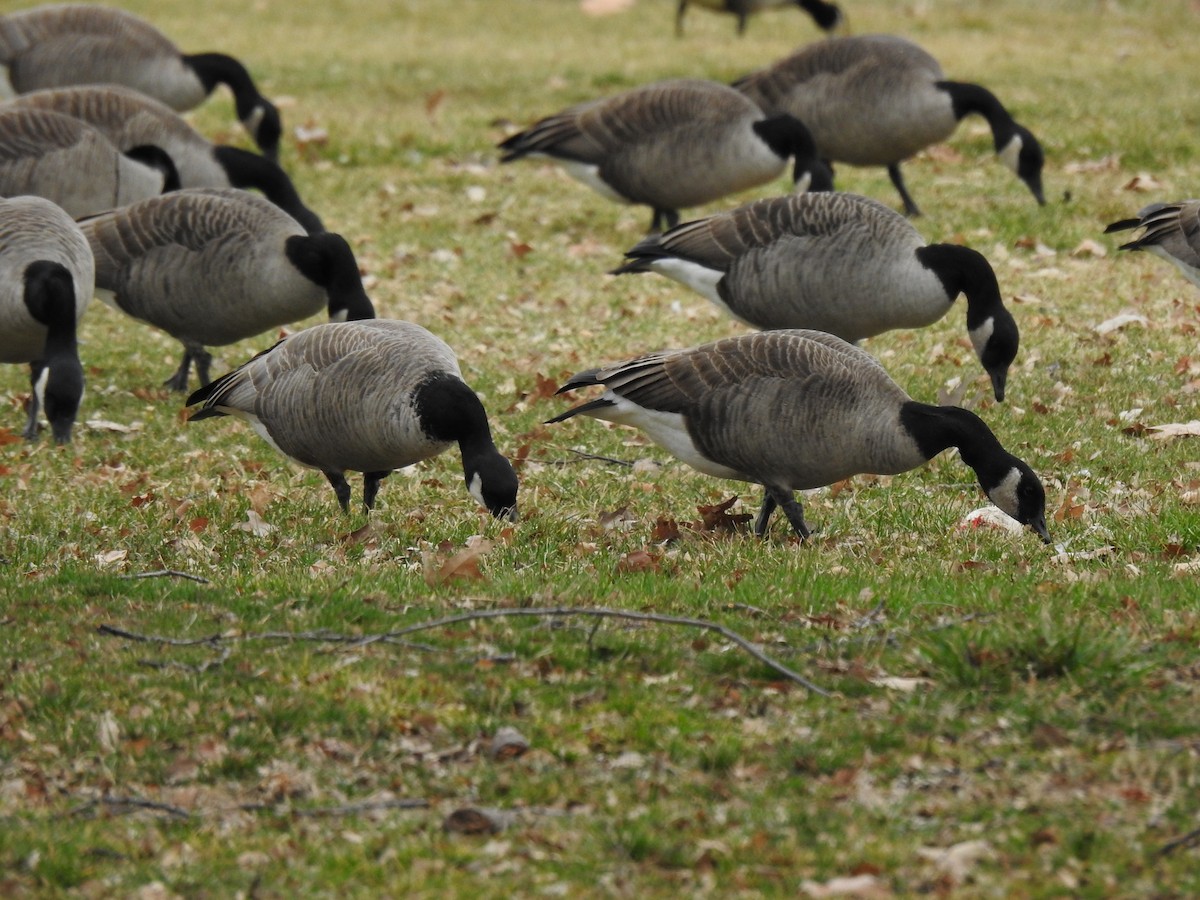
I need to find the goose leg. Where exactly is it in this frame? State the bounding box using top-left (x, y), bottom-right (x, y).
top-left (193, 348), bottom-right (214, 387)
top-left (362, 470), bottom-right (391, 511)
top-left (765, 485), bottom-right (812, 541)
top-left (754, 490), bottom-right (778, 537)
top-left (22, 362), bottom-right (43, 441)
top-left (887, 163), bottom-right (922, 217)
top-left (324, 471), bottom-right (352, 512)
top-left (163, 350), bottom-right (192, 392)
top-left (649, 208), bottom-right (680, 234)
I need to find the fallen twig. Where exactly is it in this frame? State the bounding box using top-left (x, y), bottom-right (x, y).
top-left (1159, 824), bottom-right (1200, 857)
top-left (120, 569), bottom-right (211, 584)
top-left (99, 607), bottom-right (831, 696)
top-left (68, 794), bottom-right (429, 822)
top-left (565, 449), bottom-right (635, 467)
top-left (70, 796), bottom-right (191, 821)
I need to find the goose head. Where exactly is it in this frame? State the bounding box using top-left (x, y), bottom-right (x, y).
top-left (998, 124), bottom-right (1045, 206)
top-left (980, 457), bottom-right (1051, 544)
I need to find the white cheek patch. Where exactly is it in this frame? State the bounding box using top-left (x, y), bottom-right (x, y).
top-left (792, 171), bottom-right (812, 194)
top-left (986, 466), bottom-right (1023, 521)
top-left (468, 471), bottom-right (485, 508)
top-left (553, 158), bottom-right (629, 204)
top-left (328, 308), bottom-right (349, 323)
top-left (968, 316), bottom-right (995, 359)
top-left (33, 366), bottom-right (50, 413)
top-left (242, 104), bottom-right (267, 133)
top-left (998, 134), bottom-right (1023, 174)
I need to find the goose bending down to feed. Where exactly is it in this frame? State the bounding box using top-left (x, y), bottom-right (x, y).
top-left (4, 85), bottom-right (322, 233)
top-left (613, 192), bottom-right (1018, 400)
top-left (186, 320), bottom-right (520, 519)
top-left (0, 106), bottom-right (178, 218)
top-left (0, 4), bottom-right (282, 160)
top-left (79, 188), bottom-right (375, 392)
top-left (0, 195), bottom-right (95, 443)
top-left (498, 79), bottom-right (832, 232)
top-left (676, 0), bottom-right (843, 37)
top-left (733, 34), bottom-right (1046, 216)
top-left (1105, 201), bottom-right (1200, 288)
top-left (548, 330), bottom-right (1050, 542)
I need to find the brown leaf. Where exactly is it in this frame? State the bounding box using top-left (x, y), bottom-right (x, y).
top-left (1148, 420), bottom-right (1200, 440)
top-left (443, 807), bottom-right (503, 835)
top-left (650, 516), bottom-right (681, 543)
top-left (425, 89), bottom-right (447, 119)
top-left (423, 541), bottom-right (492, 586)
top-left (509, 241), bottom-right (533, 259)
top-left (697, 496), bottom-right (753, 532)
top-left (599, 505), bottom-right (635, 530)
top-left (489, 726), bottom-right (529, 761)
top-left (616, 549), bottom-right (660, 573)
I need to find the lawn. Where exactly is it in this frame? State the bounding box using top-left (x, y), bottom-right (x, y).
top-left (1, 0), bottom-right (1198, 895)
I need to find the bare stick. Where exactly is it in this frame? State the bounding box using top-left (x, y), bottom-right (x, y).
top-left (1159, 824), bottom-right (1200, 857)
top-left (565, 449), bottom-right (635, 467)
top-left (100, 608), bottom-right (830, 696)
top-left (70, 796), bottom-right (192, 821)
top-left (294, 798), bottom-right (430, 818)
top-left (120, 569), bottom-right (211, 584)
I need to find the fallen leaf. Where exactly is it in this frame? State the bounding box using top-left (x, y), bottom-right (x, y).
top-left (85, 418), bottom-right (142, 433)
top-left (616, 550), bottom-right (659, 573)
top-left (1071, 238), bottom-right (1107, 258)
top-left (0, 429), bottom-right (21, 446)
top-left (1122, 172), bottom-right (1163, 192)
top-left (697, 496), bottom-right (753, 532)
top-left (489, 726), bottom-right (529, 761)
top-left (1094, 312), bottom-right (1149, 335)
top-left (801, 874), bottom-right (891, 898)
top-left (1147, 420), bottom-right (1200, 440)
top-left (956, 506), bottom-right (1023, 535)
top-left (95, 548), bottom-right (128, 567)
top-left (581, 0), bottom-right (636, 14)
top-left (444, 807), bottom-right (506, 834)
top-left (599, 505), bottom-right (635, 530)
top-left (510, 241), bottom-right (533, 259)
top-left (916, 839), bottom-right (993, 885)
top-left (868, 675), bottom-right (934, 692)
top-left (425, 89), bottom-right (447, 119)
top-left (423, 542), bottom-right (491, 586)
top-left (650, 516), bottom-right (681, 543)
top-left (235, 509), bottom-right (274, 537)
top-left (96, 711), bottom-right (121, 754)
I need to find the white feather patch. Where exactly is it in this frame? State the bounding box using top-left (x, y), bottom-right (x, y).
top-left (551, 158), bottom-right (629, 204)
top-left (589, 396), bottom-right (742, 480)
top-left (646, 258), bottom-right (725, 308)
top-left (997, 134), bottom-right (1023, 174)
top-left (968, 316), bottom-right (995, 359)
top-left (468, 471), bottom-right (485, 508)
top-left (985, 466), bottom-right (1023, 521)
top-left (32, 366), bottom-right (49, 414)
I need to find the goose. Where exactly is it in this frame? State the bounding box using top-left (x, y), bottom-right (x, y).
top-left (186, 320), bottom-right (520, 519)
top-left (612, 192), bottom-right (1018, 400)
top-left (0, 195), bottom-right (94, 443)
top-left (0, 4), bottom-right (281, 161)
top-left (733, 34), bottom-right (1046, 216)
top-left (676, 0), bottom-right (843, 37)
top-left (79, 188), bottom-right (375, 392)
top-left (1104, 201), bottom-right (1200, 288)
top-left (4, 85), bottom-right (322, 233)
top-left (498, 78), bottom-right (833, 232)
top-left (0, 106), bottom-right (178, 217)
top-left (547, 329), bottom-right (1050, 542)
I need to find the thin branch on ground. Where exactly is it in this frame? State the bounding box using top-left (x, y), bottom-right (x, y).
top-left (137, 645), bottom-right (232, 674)
top-left (564, 449), bottom-right (635, 467)
top-left (292, 798), bottom-right (430, 818)
top-left (70, 796), bottom-right (192, 821)
top-left (1158, 824), bottom-right (1200, 857)
top-left (99, 607), bottom-right (831, 696)
top-left (120, 569), bottom-right (211, 584)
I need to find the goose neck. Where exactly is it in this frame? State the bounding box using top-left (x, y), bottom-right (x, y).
top-left (935, 81), bottom-right (1017, 148)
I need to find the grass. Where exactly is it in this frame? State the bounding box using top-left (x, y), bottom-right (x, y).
top-left (1, 0), bottom-right (1199, 894)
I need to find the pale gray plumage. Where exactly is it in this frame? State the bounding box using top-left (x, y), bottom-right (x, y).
top-left (676, 0), bottom-right (843, 37)
top-left (1105, 201), bottom-right (1200, 288)
top-left (548, 329), bottom-right (1049, 542)
top-left (499, 78), bottom-right (830, 232)
top-left (79, 187), bottom-right (374, 391)
top-left (0, 4), bottom-right (281, 160)
top-left (186, 320), bottom-right (520, 519)
top-left (613, 192), bottom-right (1019, 400)
top-left (2, 85), bottom-right (320, 232)
top-left (733, 34), bottom-right (1046, 216)
top-left (0, 105), bottom-right (175, 217)
top-left (0, 195), bottom-right (94, 442)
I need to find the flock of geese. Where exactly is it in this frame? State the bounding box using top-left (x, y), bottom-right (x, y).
top-left (0, 2), bottom-right (1189, 544)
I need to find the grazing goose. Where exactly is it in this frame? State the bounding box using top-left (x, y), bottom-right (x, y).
top-left (733, 34), bottom-right (1046, 216)
top-left (1104, 201), bottom-right (1200, 288)
top-left (612, 192), bottom-right (1018, 400)
top-left (498, 79), bottom-right (832, 232)
top-left (0, 4), bottom-right (281, 160)
top-left (186, 320), bottom-right (520, 519)
top-left (0, 195), bottom-right (94, 443)
top-left (547, 329), bottom-right (1050, 542)
top-left (676, 0), bottom-right (843, 37)
top-left (80, 188), bottom-right (374, 392)
top-left (0, 106), bottom-right (178, 217)
top-left (4, 85), bottom-right (322, 233)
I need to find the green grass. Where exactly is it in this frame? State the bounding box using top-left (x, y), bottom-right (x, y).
top-left (2, 0), bottom-right (1200, 894)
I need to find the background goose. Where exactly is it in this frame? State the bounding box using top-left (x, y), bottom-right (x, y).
top-left (733, 34), bottom-right (1046, 217)
top-left (3, 85), bottom-right (322, 233)
top-left (676, 0), bottom-right (843, 37)
top-left (80, 188), bottom-right (375, 392)
top-left (1105, 201), bottom-right (1200, 288)
top-left (0, 106), bottom-right (178, 217)
top-left (548, 329), bottom-right (1049, 542)
top-left (186, 319), bottom-right (520, 519)
top-left (0, 4), bottom-right (281, 160)
top-left (612, 192), bottom-right (1018, 400)
top-left (0, 195), bottom-right (94, 443)
top-left (498, 78), bottom-right (832, 232)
